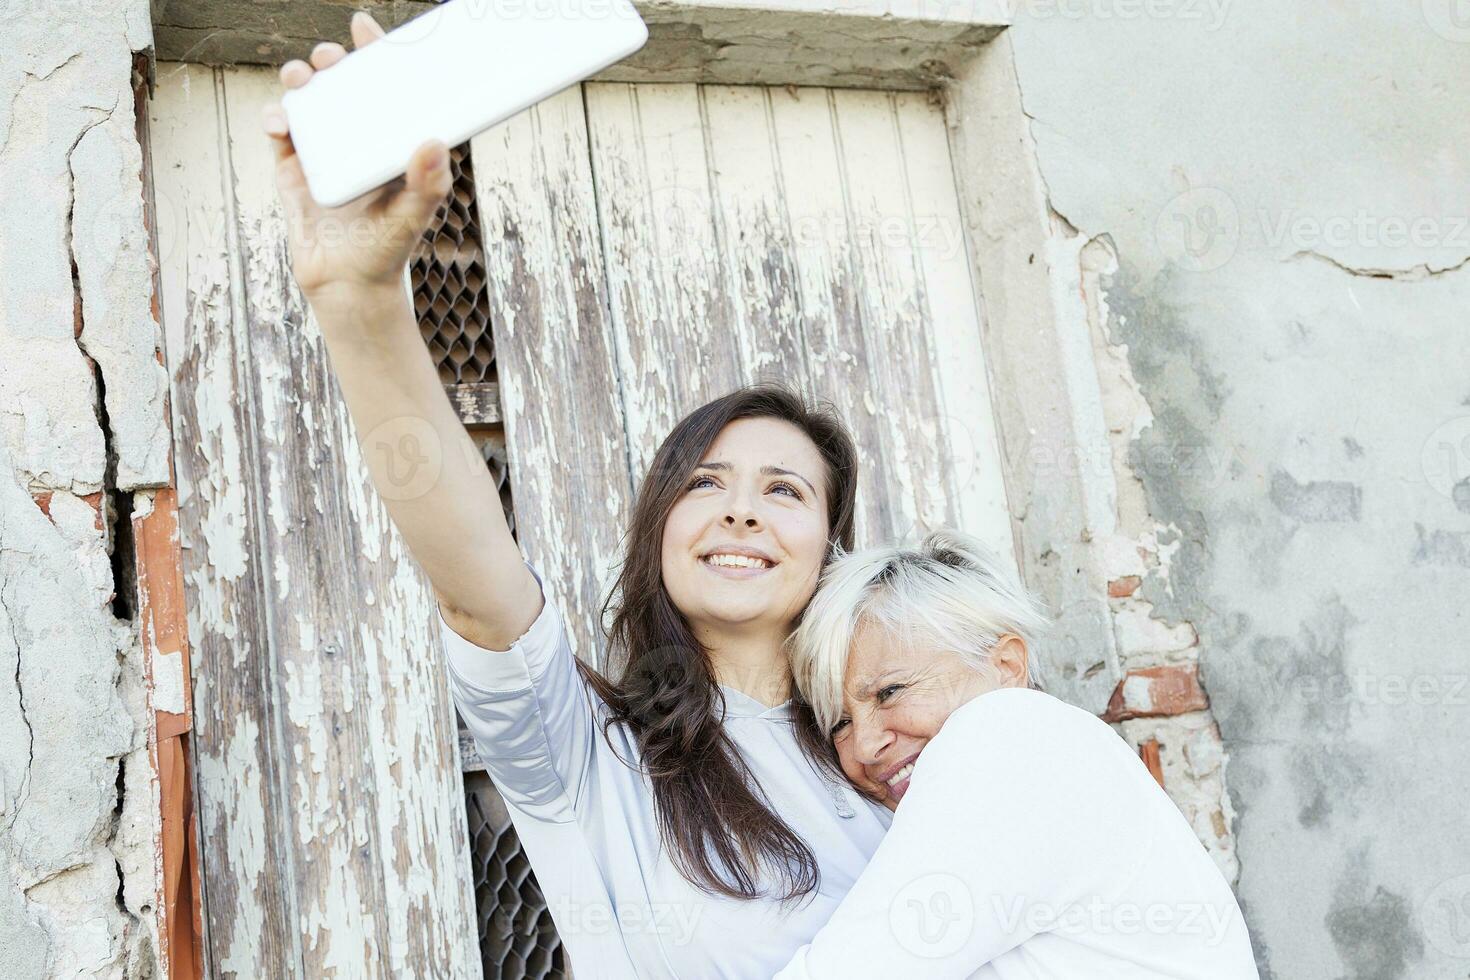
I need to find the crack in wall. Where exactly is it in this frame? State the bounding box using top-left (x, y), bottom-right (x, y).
top-left (89, 369), bottom-right (142, 939)
top-left (1, 53), bottom-right (84, 158)
top-left (1, 565), bottom-right (35, 835)
top-left (1290, 248), bottom-right (1470, 281)
top-left (55, 79), bottom-right (147, 959)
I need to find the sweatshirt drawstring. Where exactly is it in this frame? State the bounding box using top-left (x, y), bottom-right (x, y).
top-left (822, 769), bottom-right (856, 818)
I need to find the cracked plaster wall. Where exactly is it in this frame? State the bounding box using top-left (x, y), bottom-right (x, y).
top-left (1003, 3), bottom-right (1470, 977)
top-left (1, 0), bottom-right (168, 976)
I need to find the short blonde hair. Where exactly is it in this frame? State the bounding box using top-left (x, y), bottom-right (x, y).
top-left (789, 528), bottom-right (1052, 735)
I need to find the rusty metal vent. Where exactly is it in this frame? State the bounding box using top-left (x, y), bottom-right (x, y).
top-left (412, 142), bottom-right (495, 385)
top-left (464, 771), bottom-right (570, 979)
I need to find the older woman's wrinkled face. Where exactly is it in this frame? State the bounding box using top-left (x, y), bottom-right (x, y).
top-left (831, 619), bottom-right (1028, 810)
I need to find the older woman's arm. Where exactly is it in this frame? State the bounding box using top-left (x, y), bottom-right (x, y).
top-left (773, 688), bottom-right (1159, 978)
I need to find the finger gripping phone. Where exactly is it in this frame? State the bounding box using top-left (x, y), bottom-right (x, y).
top-left (281, 0), bottom-right (648, 207)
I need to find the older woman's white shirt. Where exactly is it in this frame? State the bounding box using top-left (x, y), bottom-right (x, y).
top-left (775, 688), bottom-right (1260, 980)
top-left (439, 562), bottom-right (893, 979)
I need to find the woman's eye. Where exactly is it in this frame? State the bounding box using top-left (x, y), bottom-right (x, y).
top-left (771, 482), bottom-right (802, 499)
top-left (687, 475), bottom-right (715, 491)
top-left (829, 719), bottom-right (850, 738)
top-left (876, 684), bottom-right (904, 703)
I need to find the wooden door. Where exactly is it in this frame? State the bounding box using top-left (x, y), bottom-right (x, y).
top-left (147, 61), bottom-right (1013, 979)
top-left (148, 63), bottom-right (479, 979)
top-left (473, 82), bottom-right (1015, 667)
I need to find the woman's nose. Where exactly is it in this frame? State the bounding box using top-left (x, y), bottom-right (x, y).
top-left (722, 486), bottom-right (761, 528)
top-left (853, 717), bottom-right (893, 764)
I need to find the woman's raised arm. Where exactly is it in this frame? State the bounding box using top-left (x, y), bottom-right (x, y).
top-left (261, 10), bottom-right (540, 649)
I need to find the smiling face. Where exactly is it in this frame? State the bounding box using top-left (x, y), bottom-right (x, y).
top-left (831, 619), bottom-right (1028, 810)
top-left (660, 416), bottom-right (832, 648)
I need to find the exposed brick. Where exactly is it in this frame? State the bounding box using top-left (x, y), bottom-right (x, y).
top-left (1139, 739), bottom-right (1166, 788)
top-left (81, 491), bottom-right (104, 531)
top-left (1102, 664), bottom-right (1210, 722)
top-left (1108, 574), bottom-right (1142, 597)
top-left (31, 489), bottom-right (105, 532)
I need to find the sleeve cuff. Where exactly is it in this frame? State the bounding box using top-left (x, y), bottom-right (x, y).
top-left (437, 560), bottom-right (563, 693)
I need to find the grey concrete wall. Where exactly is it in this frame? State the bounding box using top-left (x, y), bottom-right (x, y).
top-left (0, 0), bottom-right (166, 975)
top-left (1003, 2), bottom-right (1470, 976)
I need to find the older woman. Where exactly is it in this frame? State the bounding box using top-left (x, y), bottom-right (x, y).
top-left (776, 530), bottom-right (1259, 979)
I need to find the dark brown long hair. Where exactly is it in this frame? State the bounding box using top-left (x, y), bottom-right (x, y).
top-left (575, 383), bottom-right (858, 903)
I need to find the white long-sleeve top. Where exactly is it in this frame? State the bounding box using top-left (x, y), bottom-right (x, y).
top-left (775, 688), bottom-right (1260, 980)
top-left (439, 561), bottom-right (894, 979)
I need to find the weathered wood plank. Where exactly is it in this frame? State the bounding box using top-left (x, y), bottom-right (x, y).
top-left (830, 88), bottom-right (957, 544)
top-left (152, 62), bottom-right (477, 978)
top-left (890, 94), bottom-right (1017, 566)
top-left (467, 85), bottom-right (634, 668)
top-left (584, 81), bottom-right (747, 478)
top-left (458, 727), bottom-right (485, 773)
top-left (763, 86), bottom-right (892, 546)
top-left (149, 61), bottom-right (301, 978)
top-left (152, 58), bottom-right (1016, 979)
top-left (444, 382), bottom-right (501, 426)
top-left (700, 85), bottom-right (810, 389)
top-left (218, 66), bottom-right (477, 979)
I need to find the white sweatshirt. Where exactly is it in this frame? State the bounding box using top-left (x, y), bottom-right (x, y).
top-left (441, 562), bottom-right (893, 979)
top-left (774, 688), bottom-right (1260, 980)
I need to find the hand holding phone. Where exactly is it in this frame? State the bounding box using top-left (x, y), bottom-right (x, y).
top-left (261, 11), bottom-right (454, 301)
top-left (281, 0), bottom-right (647, 209)
top-left (261, 1), bottom-right (647, 302)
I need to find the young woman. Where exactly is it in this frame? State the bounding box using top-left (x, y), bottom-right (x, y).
top-left (776, 530), bottom-right (1259, 978)
top-left (262, 11), bottom-right (890, 978)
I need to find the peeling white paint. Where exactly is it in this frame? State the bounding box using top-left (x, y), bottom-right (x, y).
top-left (195, 718), bottom-right (271, 980)
top-left (151, 649), bottom-right (187, 715)
top-left (1112, 603), bottom-right (1199, 661)
top-left (149, 62), bottom-right (479, 979)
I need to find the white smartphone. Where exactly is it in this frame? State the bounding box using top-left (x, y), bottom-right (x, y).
top-left (281, 0), bottom-right (648, 207)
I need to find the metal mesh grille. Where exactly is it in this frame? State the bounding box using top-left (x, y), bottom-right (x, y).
top-left (463, 772), bottom-right (570, 979)
top-left (412, 142), bottom-right (496, 385)
top-left (410, 139), bottom-right (517, 538)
